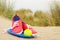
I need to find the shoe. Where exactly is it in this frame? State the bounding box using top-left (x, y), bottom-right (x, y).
top-left (12, 15), bottom-right (23, 34)
top-left (22, 22), bottom-right (37, 36)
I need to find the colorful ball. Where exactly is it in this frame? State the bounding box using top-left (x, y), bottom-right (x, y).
top-left (24, 29), bottom-right (32, 36)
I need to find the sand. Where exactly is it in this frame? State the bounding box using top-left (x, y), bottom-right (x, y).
top-left (0, 16), bottom-right (60, 40)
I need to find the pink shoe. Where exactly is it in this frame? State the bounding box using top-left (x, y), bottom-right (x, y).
top-left (12, 15), bottom-right (23, 34)
top-left (22, 22), bottom-right (37, 36)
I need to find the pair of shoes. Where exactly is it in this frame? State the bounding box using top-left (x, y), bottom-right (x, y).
top-left (8, 15), bottom-right (37, 38)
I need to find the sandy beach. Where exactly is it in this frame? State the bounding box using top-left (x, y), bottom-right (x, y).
top-left (0, 16), bottom-right (60, 40)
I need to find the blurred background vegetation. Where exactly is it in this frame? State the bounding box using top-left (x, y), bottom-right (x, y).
top-left (0, 0), bottom-right (60, 26)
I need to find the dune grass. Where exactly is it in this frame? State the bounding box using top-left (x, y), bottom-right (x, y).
top-left (0, 0), bottom-right (60, 26)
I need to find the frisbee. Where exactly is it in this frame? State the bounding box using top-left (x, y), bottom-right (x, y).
top-left (8, 29), bottom-right (34, 38)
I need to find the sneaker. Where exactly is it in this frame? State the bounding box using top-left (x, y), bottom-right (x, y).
top-left (12, 15), bottom-right (23, 34)
top-left (22, 22), bottom-right (37, 36)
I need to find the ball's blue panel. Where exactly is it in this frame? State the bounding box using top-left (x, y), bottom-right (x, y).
top-left (8, 29), bottom-right (34, 38)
